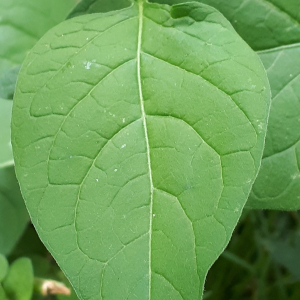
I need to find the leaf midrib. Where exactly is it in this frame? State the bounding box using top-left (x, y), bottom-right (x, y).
top-left (137, 1), bottom-right (154, 298)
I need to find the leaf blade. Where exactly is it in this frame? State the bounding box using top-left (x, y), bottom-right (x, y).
top-left (0, 254), bottom-right (9, 282)
top-left (2, 258), bottom-right (34, 300)
top-left (0, 167), bottom-right (29, 255)
top-left (12, 1), bottom-right (270, 299)
top-left (149, 0), bottom-right (300, 50)
top-left (247, 44), bottom-right (300, 210)
top-left (68, 0), bottom-right (132, 18)
top-left (0, 98), bottom-right (13, 168)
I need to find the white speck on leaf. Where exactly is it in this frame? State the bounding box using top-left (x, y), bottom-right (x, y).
top-left (114, 169), bottom-right (118, 172)
top-left (257, 122), bottom-right (263, 131)
top-left (121, 144), bottom-right (126, 149)
top-left (84, 61), bottom-right (92, 70)
top-left (96, 179), bottom-right (99, 182)
top-left (122, 118), bottom-right (126, 123)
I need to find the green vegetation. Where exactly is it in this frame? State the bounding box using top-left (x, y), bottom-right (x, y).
top-left (0, 0), bottom-right (299, 299)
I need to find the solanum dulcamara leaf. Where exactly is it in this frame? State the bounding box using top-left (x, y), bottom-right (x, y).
top-left (0, 166), bottom-right (29, 255)
top-left (71, 0), bottom-right (300, 51)
top-left (247, 44), bottom-right (300, 210)
top-left (68, 0), bottom-right (132, 18)
top-left (0, 98), bottom-right (29, 255)
top-left (12, 1), bottom-right (270, 299)
top-left (0, 0), bottom-right (79, 99)
top-left (0, 98), bottom-right (13, 168)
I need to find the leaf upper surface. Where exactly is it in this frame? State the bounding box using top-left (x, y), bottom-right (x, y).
top-left (247, 44), bottom-right (300, 210)
top-left (150, 0), bottom-right (300, 51)
top-left (0, 166), bottom-right (29, 255)
top-left (0, 98), bottom-right (13, 168)
top-left (0, 66), bottom-right (20, 99)
top-left (0, 0), bottom-right (78, 78)
top-left (68, 0), bottom-right (132, 18)
top-left (2, 257), bottom-right (33, 300)
top-left (0, 69), bottom-right (29, 259)
top-left (12, 1), bottom-right (270, 299)
top-left (0, 254), bottom-right (9, 282)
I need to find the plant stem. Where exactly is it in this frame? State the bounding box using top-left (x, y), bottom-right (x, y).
top-left (34, 278), bottom-right (71, 296)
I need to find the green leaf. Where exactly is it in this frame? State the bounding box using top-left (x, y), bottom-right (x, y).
top-left (0, 285), bottom-right (6, 300)
top-left (0, 0), bottom-right (78, 78)
top-left (68, 0), bottom-right (132, 18)
top-left (12, 1), bottom-right (270, 299)
top-left (0, 66), bottom-right (20, 100)
top-left (247, 44), bottom-right (300, 210)
top-left (0, 254), bottom-right (9, 282)
top-left (150, 0), bottom-right (300, 50)
top-left (0, 167), bottom-right (29, 255)
top-left (0, 98), bottom-right (13, 168)
top-left (2, 258), bottom-right (34, 300)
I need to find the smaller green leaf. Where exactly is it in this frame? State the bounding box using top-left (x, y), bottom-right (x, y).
top-left (150, 0), bottom-right (300, 51)
top-left (0, 285), bottom-right (6, 300)
top-left (0, 98), bottom-right (13, 168)
top-left (0, 0), bottom-right (79, 78)
top-left (0, 66), bottom-right (20, 100)
top-left (0, 255), bottom-right (9, 282)
top-left (247, 44), bottom-right (300, 210)
top-left (2, 258), bottom-right (34, 300)
top-left (0, 167), bottom-right (29, 255)
top-left (68, 0), bottom-right (132, 17)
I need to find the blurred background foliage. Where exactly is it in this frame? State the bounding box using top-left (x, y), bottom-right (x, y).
top-left (206, 210), bottom-right (300, 299)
